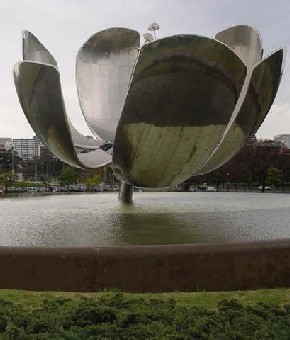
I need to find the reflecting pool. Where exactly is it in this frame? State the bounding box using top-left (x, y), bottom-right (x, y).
top-left (1, 192), bottom-right (290, 247)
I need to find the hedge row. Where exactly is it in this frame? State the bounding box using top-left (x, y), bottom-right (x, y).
top-left (0, 292), bottom-right (289, 339)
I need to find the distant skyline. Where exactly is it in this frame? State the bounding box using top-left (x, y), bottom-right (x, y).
top-left (1, 0), bottom-right (290, 139)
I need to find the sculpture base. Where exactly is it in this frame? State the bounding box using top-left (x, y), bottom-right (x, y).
top-left (118, 182), bottom-right (134, 203)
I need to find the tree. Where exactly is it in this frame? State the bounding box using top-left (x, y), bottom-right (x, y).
top-left (184, 138), bottom-right (286, 192)
top-left (85, 174), bottom-right (102, 191)
top-left (238, 141), bottom-right (282, 192)
top-left (210, 139), bottom-right (283, 192)
top-left (40, 175), bottom-right (53, 191)
top-left (0, 148), bottom-right (22, 172)
top-left (0, 172), bottom-right (18, 193)
top-left (59, 167), bottom-right (77, 191)
top-left (267, 167), bottom-right (283, 189)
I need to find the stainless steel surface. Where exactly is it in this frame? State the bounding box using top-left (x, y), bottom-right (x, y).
top-left (118, 182), bottom-right (133, 203)
top-left (22, 30), bottom-right (57, 67)
top-left (16, 31), bottom-right (110, 167)
top-left (22, 30), bottom-right (104, 153)
top-left (15, 26), bottom-right (284, 191)
top-left (196, 26), bottom-right (284, 175)
top-left (76, 27), bottom-right (140, 141)
top-left (205, 26), bottom-right (262, 168)
top-left (13, 61), bottom-right (111, 168)
top-left (77, 148), bottom-right (112, 168)
top-left (68, 123), bottom-right (103, 152)
top-left (197, 48), bottom-right (285, 175)
top-left (215, 25), bottom-right (262, 69)
top-left (14, 61), bottom-right (80, 167)
top-left (112, 34), bottom-right (246, 187)
top-left (250, 49), bottom-right (285, 135)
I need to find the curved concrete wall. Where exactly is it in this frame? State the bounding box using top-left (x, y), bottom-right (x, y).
top-left (0, 240), bottom-right (290, 292)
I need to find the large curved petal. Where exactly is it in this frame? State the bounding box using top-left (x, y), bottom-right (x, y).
top-left (250, 48), bottom-right (286, 135)
top-left (76, 27), bottom-right (140, 141)
top-left (13, 61), bottom-right (111, 168)
top-left (112, 34), bottom-right (246, 187)
top-left (215, 25), bottom-right (262, 69)
top-left (198, 26), bottom-right (264, 176)
top-left (196, 48), bottom-right (285, 175)
top-left (22, 30), bottom-right (103, 152)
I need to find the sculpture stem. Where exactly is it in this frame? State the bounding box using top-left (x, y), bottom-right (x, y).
top-left (118, 182), bottom-right (133, 203)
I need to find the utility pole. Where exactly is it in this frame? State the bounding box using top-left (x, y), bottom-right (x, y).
top-left (11, 148), bottom-right (15, 174)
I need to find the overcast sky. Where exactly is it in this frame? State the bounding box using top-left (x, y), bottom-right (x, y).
top-left (0, 0), bottom-right (290, 139)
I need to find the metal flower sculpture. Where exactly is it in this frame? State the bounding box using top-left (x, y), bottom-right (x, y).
top-left (14, 25), bottom-right (285, 202)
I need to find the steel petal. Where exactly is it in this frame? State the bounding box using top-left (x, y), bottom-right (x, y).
top-left (196, 48), bottom-right (285, 175)
top-left (215, 25), bottom-right (263, 69)
top-left (23, 30), bottom-right (103, 152)
top-left (22, 30), bottom-right (57, 66)
top-left (13, 61), bottom-right (111, 168)
top-left (76, 27), bottom-right (140, 141)
top-left (113, 35), bottom-right (246, 187)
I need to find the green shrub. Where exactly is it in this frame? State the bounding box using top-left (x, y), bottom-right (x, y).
top-left (0, 292), bottom-right (289, 338)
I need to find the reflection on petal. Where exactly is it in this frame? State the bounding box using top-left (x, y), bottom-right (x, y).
top-left (78, 148), bottom-right (112, 168)
top-left (215, 25), bottom-right (262, 69)
top-left (23, 30), bottom-right (104, 153)
top-left (112, 35), bottom-right (246, 187)
top-left (13, 61), bottom-right (111, 168)
top-left (76, 27), bottom-right (140, 141)
top-left (197, 48), bottom-right (285, 175)
top-left (68, 123), bottom-right (103, 152)
top-left (250, 48), bottom-right (285, 135)
top-left (201, 26), bottom-right (264, 176)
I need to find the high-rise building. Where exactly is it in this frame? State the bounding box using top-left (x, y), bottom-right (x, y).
top-left (39, 144), bottom-right (56, 160)
top-left (274, 134), bottom-right (290, 149)
top-left (12, 136), bottom-right (40, 161)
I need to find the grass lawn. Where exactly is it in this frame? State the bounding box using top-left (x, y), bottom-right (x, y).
top-left (2, 288), bottom-right (290, 310)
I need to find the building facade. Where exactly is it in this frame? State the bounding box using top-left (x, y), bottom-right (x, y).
top-left (12, 136), bottom-right (41, 162)
top-left (274, 134), bottom-right (290, 149)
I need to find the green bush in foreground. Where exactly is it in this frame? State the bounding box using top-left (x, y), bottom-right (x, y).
top-left (0, 291), bottom-right (289, 339)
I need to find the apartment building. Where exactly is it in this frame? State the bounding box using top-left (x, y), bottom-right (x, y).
top-left (12, 136), bottom-right (41, 162)
top-left (274, 134), bottom-right (290, 149)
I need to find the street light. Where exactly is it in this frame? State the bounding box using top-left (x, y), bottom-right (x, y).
top-left (143, 33), bottom-right (154, 43)
top-left (147, 22), bottom-right (160, 40)
top-left (11, 147), bottom-right (14, 174)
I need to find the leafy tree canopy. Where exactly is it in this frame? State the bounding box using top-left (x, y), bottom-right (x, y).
top-left (0, 149), bottom-right (22, 173)
top-left (0, 171), bottom-right (18, 193)
top-left (59, 167), bottom-right (77, 189)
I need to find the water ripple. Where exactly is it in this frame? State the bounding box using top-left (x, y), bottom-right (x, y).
top-left (0, 192), bottom-right (290, 247)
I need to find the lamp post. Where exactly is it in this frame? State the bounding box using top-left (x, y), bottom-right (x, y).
top-left (226, 173), bottom-right (230, 192)
top-left (147, 22), bottom-right (160, 40)
top-left (11, 147), bottom-right (14, 174)
top-left (34, 157), bottom-right (38, 181)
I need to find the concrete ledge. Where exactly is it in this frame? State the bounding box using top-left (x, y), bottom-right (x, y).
top-left (0, 239), bottom-right (290, 292)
